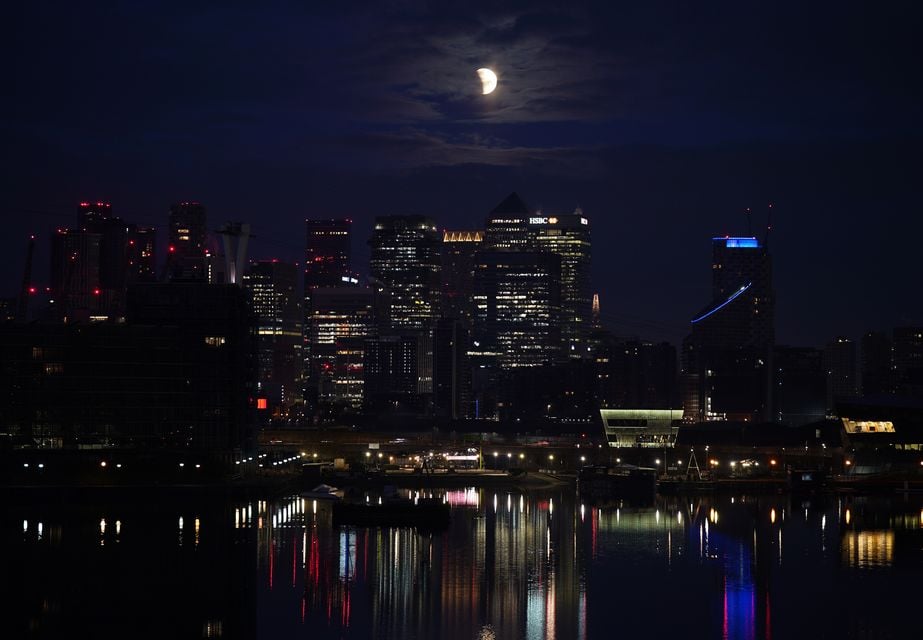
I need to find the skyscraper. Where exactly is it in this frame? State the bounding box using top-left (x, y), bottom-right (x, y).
top-left (242, 260), bottom-right (302, 418)
top-left (441, 230), bottom-right (483, 326)
top-left (484, 192), bottom-right (532, 252)
top-left (369, 215), bottom-right (441, 331)
top-left (860, 331), bottom-right (892, 396)
top-left (530, 211), bottom-right (592, 357)
top-left (306, 286), bottom-right (381, 416)
top-left (892, 326), bottom-right (923, 396)
top-left (304, 219), bottom-right (352, 291)
top-left (50, 228), bottom-right (102, 322)
top-left (126, 224), bottom-right (157, 283)
top-left (472, 251), bottom-right (561, 369)
top-left (682, 236), bottom-right (774, 422)
top-left (167, 202), bottom-right (208, 282)
top-left (824, 336), bottom-right (857, 409)
top-left (303, 219), bottom-right (353, 412)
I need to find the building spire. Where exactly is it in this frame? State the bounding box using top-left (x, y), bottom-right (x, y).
top-left (592, 293), bottom-right (600, 328)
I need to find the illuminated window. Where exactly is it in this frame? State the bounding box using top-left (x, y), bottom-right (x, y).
top-left (204, 336), bottom-right (226, 346)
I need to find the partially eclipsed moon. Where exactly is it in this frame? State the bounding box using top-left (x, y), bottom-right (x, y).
top-left (477, 68), bottom-right (497, 95)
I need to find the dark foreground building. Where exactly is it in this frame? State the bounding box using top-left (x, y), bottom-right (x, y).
top-left (0, 283), bottom-right (256, 457)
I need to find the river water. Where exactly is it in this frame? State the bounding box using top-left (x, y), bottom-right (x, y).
top-left (5, 486), bottom-right (923, 639)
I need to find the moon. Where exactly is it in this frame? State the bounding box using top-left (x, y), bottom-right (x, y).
top-left (477, 68), bottom-right (497, 95)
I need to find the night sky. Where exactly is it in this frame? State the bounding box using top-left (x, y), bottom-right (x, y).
top-left (3, 1), bottom-right (921, 347)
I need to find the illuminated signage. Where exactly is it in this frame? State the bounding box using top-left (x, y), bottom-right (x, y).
top-left (529, 216), bottom-right (558, 225)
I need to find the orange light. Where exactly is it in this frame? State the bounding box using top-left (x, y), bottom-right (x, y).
top-left (770, 459), bottom-right (777, 466)
top-left (256, 398), bottom-right (268, 410)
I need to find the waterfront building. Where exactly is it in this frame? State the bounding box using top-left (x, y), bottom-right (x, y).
top-left (600, 408), bottom-right (684, 448)
top-left (682, 236), bottom-right (775, 422)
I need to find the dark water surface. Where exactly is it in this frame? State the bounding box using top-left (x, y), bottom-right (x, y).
top-left (4, 486), bottom-right (923, 639)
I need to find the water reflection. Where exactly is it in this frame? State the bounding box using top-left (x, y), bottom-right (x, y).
top-left (4, 489), bottom-right (923, 638)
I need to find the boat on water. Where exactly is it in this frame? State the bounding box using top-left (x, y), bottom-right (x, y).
top-left (332, 497), bottom-right (451, 529)
top-left (302, 484), bottom-right (345, 500)
top-left (577, 464), bottom-right (657, 504)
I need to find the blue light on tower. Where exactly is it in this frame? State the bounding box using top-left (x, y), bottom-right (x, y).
top-left (712, 237), bottom-right (760, 249)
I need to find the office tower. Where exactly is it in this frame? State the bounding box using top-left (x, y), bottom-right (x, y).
top-left (242, 260), bottom-right (302, 418)
top-left (126, 224), bottom-right (157, 283)
top-left (530, 211), bottom-right (592, 357)
top-left (892, 326), bottom-right (923, 396)
top-left (306, 286), bottom-right (381, 415)
top-left (484, 192), bottom-right (533, 252)
top-left (50, 228), bottom-right (102, 322)
top-left (595, 337), bottom-right (678, 410)
top-left (78, 200), bottom-right (130, 316)
top-left (364, 332), bottom-right (434, 414)
top-left (773, 346), bottom-right (826, 426)
top-left (441, 230), bottom-right (483, 326)
top-left (369, 215), bottom-right (441, 331)
top-left (472, 251), bottom-right (561, 369)
top-left (303, 219), bottom-right (353, 410)
top-left (77, 200), bottom-right (115, 228)
top-left (484, 194), bottom-right (593, 356)
top-left (824, 336), bottom-right (857, 409)
top-left (682, 236), bottom-right (774, 422)
top-left (304, 219), bottom-right (352, 291)
top-left (434, 317), bottom-right (471, 419)
top-left (167, 202), bottom-right (208, 281)
top-left (860, 331), bottom-right (892, 396)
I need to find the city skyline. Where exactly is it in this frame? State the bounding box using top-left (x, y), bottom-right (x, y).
top-left (3, 2), bottom-right (922, 347)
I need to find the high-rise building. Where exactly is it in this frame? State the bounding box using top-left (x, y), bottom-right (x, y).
top-left (126, 224), bottom-right (157, 283)
top-left (77, 200), bottom-right (131, 317)
top-left (50, 228), bottom-right (102, 322)
top-left (242, 261), bottom-right (302, 418)
top-left (303, 219), bottom-right (353, 411)
top-left (364, 332), bottom-right (434, 414)
top-left (441, 230), bottom-right (483, 326)
top-left (892, 326), bottom-right (923, 396)
top-left (369, 215), bottom-right (441, 331)
top-left (860, 331), bottom-right (892, 396)
top-left (167, 202), bottom-right (208, 282)
top-left (682, 236), bottom-right (774, 422)
top-left (595, 336), bottom-right (678, 410)
top-left (530, 211), bottom-right (592, 357)
top-left (484, 194), bottom-right (592, 357)
top-left (824, 336), bottom-right (857, 409)
top-left (434, 317), bottom-right (470, 420)
top-left (306, 286), bottom-right (381, 416)
top-left (304, 219), bottom-right (352, 291)
top-left (774, 346), bottom-right (826, 426)
top-left (484, 192), bottom-right (533, 252)
top-left (472, 251), bottom-right (561, 369)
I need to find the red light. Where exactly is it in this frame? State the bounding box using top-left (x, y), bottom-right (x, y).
top-left (168, 245), bottom-right (175, 253)
top-left (128, 240), bottom-right (135, 245)
top-left (256, 398), bottom-right (268, 410)
top-left (93, 289), bottom-right (101, 295)
top-left (80, 202), bottom-right (89, 207)
top-left (28, 287), bottom-right (36, 294)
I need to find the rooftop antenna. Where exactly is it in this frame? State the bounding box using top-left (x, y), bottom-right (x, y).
top-left (763, 202), bottom-right (774, 248)
top-left (745, 207), bottom-right (752, 237)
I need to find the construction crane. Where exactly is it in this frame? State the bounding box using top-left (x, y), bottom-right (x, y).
top-left (16, 235), bottom-right (35, 322)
